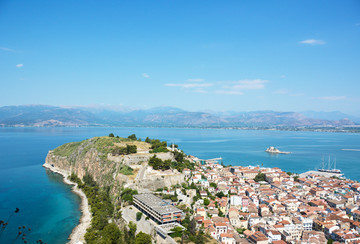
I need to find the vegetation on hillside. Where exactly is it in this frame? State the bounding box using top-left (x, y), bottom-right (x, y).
top-left (145, 137), bottom-right (169, 153)
top-left (171, 150), bottom-right (195, 172)
top-left (53, 141), bottom-right (83, 157)
top-left (120, 188), bottom-right (138, 205)
top-left (68, 173), bottom-right (151, 244)
top-left (53, 135), bottom-right (136, 158)
top-left (148, 155), bottom-right (171, 170)
top-left (170, 214), bottom-right (211, 244)
top-left (118, 164), bottom-right (134, 175)
top-left (112, 144), bottom-right (137, 156)
top-left (148, 153), bottom-right (195, 172)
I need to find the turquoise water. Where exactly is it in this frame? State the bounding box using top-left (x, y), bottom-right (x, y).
top-left (0, 127), bottom-right (359, 243)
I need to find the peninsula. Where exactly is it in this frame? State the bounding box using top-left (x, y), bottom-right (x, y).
top-left (45, 134), bottom-right (360, 244)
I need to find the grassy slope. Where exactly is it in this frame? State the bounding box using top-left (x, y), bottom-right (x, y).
top-left (52, 136), bottom-right (151, 177)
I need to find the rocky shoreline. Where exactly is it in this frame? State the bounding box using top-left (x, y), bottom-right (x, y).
top-left (43, 162), bottom-right (91, 244)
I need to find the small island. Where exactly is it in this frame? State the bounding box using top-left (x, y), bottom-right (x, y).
top-left (265, 146), bottom-right (291, 154)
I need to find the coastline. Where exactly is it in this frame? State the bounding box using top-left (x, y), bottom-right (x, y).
top-left (43, 162), bottom-right (91, 244)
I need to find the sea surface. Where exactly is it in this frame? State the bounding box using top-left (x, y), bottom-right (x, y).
top-left (0, 127), bottom-right (360, 243)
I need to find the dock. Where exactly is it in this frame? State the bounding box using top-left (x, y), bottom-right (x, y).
top-left (299, 170), bottom-right (343, 178)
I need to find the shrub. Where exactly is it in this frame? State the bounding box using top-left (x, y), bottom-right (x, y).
top-left (148, 155), bottom-right (171, 170)
top-left (136, 212), bottom-right (143, 221)
top-left (119, 165), bottom-right (134, 175)
top-left (135, 232), bottom-right (152, 244)
top-left (128, 134), bottom-right (137, 140)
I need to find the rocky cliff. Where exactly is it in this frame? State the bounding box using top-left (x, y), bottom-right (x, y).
top-left (44, 136), bottom-right (185, 196)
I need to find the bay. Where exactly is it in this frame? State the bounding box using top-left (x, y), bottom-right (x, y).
top-left (0, 127), bottom-right (359, 243)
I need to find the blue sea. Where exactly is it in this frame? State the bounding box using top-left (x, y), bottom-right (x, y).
top-left (0, 127), bottom-right (359, 243)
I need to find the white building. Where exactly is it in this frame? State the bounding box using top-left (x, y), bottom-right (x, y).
top-left (230, 195), bottom-right (242, 206)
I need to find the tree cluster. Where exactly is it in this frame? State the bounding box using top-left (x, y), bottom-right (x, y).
top-left (171, 214), bottom-right (210, 244)
top-left (127, 134), bottom-right (137, 140)
top-left (148, 155), bottom-right (171, 170)
top-left (120, 188), bottom-right (138, 204)
top-left (68, 173), bottom-right (151, 244)
top-left (112, 145), bottom-right (137, 155)
top-left (254, 172), bottom-right (266, 182)
top-left (145, 137), bottom-right (168, 153)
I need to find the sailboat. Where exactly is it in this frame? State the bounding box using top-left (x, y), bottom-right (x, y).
top-left (318, 155), bottom-right (342, 174)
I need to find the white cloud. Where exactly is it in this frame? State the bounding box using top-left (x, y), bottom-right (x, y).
top-left (290, 93), bottom-right (305, 97)
top-left (142, 73), bottom-right (150, 78)
top-left (165, 83), bottom-right (213, 88)
top-left (223, 79), bottom-right (268, 90)
top-left (216, 90), bottom-right (244, 95)
top-left (192, 89), bottom-right (207, 94)
top-left (167, 78), bottom-right (268, 96)
top-left (273, 89), bottom-right (289, 95)
top-left (299, 39), bottom-right (325, 45)
top-left (187, 78), bottom-right (204, 82)
top-left (16, 64), bottom-right (23, 68)
top-left (0, 47), bottom-right (19, 53)
top-left (318, 96), bottom-right (346, 101)
top-left (216, 79), bottom-right (268, 95)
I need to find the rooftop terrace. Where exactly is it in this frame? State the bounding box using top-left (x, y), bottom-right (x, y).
top-left (134, 193), bottom-right (182, 215)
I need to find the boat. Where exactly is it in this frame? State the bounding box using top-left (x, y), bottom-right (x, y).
top-left (318, 156), bottom-right (342, 174)
top-left (265, 146), bottom-right (291, 154)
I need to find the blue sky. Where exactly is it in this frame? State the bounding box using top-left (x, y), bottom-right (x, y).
top-left (0, 0), bottom-right (359, 115)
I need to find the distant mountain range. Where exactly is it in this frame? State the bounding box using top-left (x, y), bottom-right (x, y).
top-left (0, 105), bottom-right (359, 129)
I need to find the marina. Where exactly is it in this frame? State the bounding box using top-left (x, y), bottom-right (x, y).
top-left (317, 156), bottom-right (342, 174)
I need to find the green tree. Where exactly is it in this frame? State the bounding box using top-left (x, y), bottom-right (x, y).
top-left (128, 222), bottom-right (137, 239)
top-left (236, 228), bottom-right (246, 234)
top-left (195, 231), bottom-right (206, 244)
top-left (174, 150), bottom-right (184, 162)
top-left (145, 137), bottom-right (151, 143)
top-left (121, 188), bottom-right (138, 204)
top-left (210, 182), bottom-right (217, 188)
top-left (254, 172), bottom-right (266, 182)
top-left (128, 134), bottom-right (137, 140)
top-left (83, 173), bottom-right (96, 187)
top-left (327, 239), bottom-right (334, 244)
top-left (112, 146), bottom-right (127, 155)
top-left (216, 192), bottom-right (225, 198)
top-left (109, 133), bottom-right (115, 137)
top-left (218, 209), bottom-right (224, 217)
top-left (170, 226), bottom-right (184, 238)
top-left (101, 223), bottom-right (122, 243)
top-left (190, 182), bottom-right (197, 189)
top-left (126, 145), bottom-right (137, 154)
top-left (148, 156), bottom-right (171, 170)
top-left (188, 218), bottom-right (196, 235)
top-left (84, 230), bottom-right (98, 244)
top-left (135, 232), bottom-right (152, 244)
top-left (136, 212), bottom-right (143, 221)
top-left (204, 198), bottom-right (210, 206)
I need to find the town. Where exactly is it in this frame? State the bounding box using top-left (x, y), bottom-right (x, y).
top-left (131, 157), bottom-right (360, 244)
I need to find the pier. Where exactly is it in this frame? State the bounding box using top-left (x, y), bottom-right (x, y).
top-left (299, 170), bottom-right (343, 178)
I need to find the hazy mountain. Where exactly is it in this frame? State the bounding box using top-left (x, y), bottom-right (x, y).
top-left (301, 111), bottom-right (360, 123)
top-left (0, 105), bottom-right (104, 126)
top-left (0, 105), bottom-right (358, 128)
